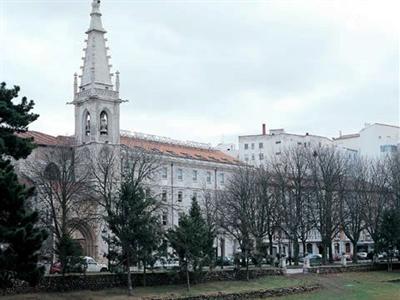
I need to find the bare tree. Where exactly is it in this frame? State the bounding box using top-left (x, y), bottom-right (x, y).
top-left (217, 167), bottom-right (255, 280)
top-left (341, 157), bottom-right (368, 263)
top-left (308, 146), bottom-right (347, 264)
top-left (200, 188), bottom-right (218, 269)
top-left (251, 165), bottom-right (278, 265)
top-left (385, 152), bottom-right (400, 209)
top-left (89, 145), bottom-right (120, 216)
top-left (363, 158), bottom-right (391, 252)
top-left (273, 146), bottom-right (313, 265)
top-left (25, 146), bottom-right (94, 267)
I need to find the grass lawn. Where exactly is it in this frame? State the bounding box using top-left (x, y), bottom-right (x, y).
top-left (268, 271), bottom-right (400, 300)
top-left (2, 271), bottom-right (399, 299)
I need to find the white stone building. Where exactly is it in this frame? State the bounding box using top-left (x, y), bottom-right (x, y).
top-left (333, 123), bottom-right (400, 158)
top-left (18, 0), bottom-right (240, 262)
top-left (238, 124), bottom-right (333, 166)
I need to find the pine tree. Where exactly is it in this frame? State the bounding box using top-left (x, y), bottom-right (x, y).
top-left (167, 198), bottom-right (210, 291)
top-left (106, 171), bottom-right (161, 296)
top-left (376, 209), bottom-right (400, 271)
top-left (0, 82), bottom-right (47, 288)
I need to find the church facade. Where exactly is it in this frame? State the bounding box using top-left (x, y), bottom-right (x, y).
top-left (17, 0), bottom-right (240, 262)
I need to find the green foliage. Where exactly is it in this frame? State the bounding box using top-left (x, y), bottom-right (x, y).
top-left (376, 209), bottom-right (400, 254)
top-left (0, 83), bottom-right (47, 288)
top-left (106, 172), bottom-right (162, 293)
top-left (107, 182), bottom-right (161, 261)
top-left (55, 234), bottom-right (84, 274)
top-left (0, 161), bottom-right (48, 287)
top-left (167, 198), bottom-right (211, 276)
top-left (0, 82), bottom-right (38, 160)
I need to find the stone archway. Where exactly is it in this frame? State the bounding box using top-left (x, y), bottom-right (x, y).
top-left (70, 222), bottom-right (97, 258)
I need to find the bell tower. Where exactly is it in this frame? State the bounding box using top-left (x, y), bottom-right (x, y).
top-left (72, 0), bottom-right (123, 145)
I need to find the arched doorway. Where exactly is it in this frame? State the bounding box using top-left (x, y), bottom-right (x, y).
top-left (70, 222), bottom-right (97, 258)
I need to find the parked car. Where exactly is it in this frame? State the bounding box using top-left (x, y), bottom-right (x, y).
top-left (216, 256), bottom-right (233, 266)
top-left (50, 256), bottom-right (108, 274)
top-left (50, 261), bottom-right (62, 274)
top-left (357, 252), bottom-right (368, 260)
top-left (303, 254), bottom-right (322, 266)
top-left (83, 256), bottom-right (108, 272)
top-left (164, 258), bottom-right (180, 270)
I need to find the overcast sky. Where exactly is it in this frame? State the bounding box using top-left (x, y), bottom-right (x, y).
top-left (1, 0), bottom-right (399, 145)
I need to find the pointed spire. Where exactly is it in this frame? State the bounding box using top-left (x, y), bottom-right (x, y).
top-left (80, 0), bottom-right (113, 90)
top-left (87, 0), bottom-right (105, 33)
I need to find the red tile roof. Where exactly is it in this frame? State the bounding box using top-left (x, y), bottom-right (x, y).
top-left (120, 135), bottom-right (240, 165)
top-left (17, 131), bottom-right (73, 146)
top-left (18, 131), bottom-right (239, 165)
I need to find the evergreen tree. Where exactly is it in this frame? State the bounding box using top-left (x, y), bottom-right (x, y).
top-left (167, 198), bottom-right (209, 291)
top-left (376, 209), bottom-right (400, 271)
top-left (0, 82), bottom-right (47, 288)
top-left (106, 170), bottom-right (161, 296)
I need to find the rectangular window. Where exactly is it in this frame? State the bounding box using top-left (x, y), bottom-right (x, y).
top-left (381, 145), bottom-right (397, 153)
top-left (219, 173), bottom-right (225, 184)
top-left (251, 143), bottom-right (255, 150)
top-left (244, 143), bottom-right (248, 150)
top-left (177, 168), bottom-right (183, 180)
top-left (259, 142), bottom-right (263, 149)
top-left (162, 167), bottom-right (168, 179)
top-left (244, 155), bottom-right (249, 162)
top-left (162, 190), bottom-right (167, 202)
top-left (206, 171), bottom-right (212, 184)
top-left (177, 191), bottom-right (183, 202)
top-left (275, 141), bottom-right (281, 144)
top-left (192, 170), bottom-right (198, 181)
top-left (259, 153), bottom-right (264, 160)
top-left (251, 154), bottom-right (255, 160)
top-left (162, 211), bottom-right (168, 226)
top-left (276, 152), bottom-right (281, 155)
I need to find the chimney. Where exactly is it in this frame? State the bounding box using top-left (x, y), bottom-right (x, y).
top-left (262, 123), bottom-right (266, 135)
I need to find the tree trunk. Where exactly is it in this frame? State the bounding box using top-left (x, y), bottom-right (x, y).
top-left (321, 239), bottom-right (328, 265)
top-left (268, 233), bottom-right (274, 265)
top-left (126, 255), bottom-right (133, 296)
top-left (143, 261), bottom-right (147, 287)
top-left (328, 242), bottom-right (333, 263)
top-left (352, 240), bottom-right (358, 264)
top-left (293, 238), bottom-right (299, 266)
top-left (245, 249), bottom-right (249, 281)
top-left (185, 262), bottom-right (190, 291)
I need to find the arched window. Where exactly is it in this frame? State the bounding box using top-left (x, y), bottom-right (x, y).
top-left (85, 112), bottom-right (91, 136)
top-left (44, 162), bottom-right (60, 180)
top-left (100, 111), bottom-right (108, 135)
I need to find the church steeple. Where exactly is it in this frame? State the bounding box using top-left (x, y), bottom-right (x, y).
top-left (80, 0), bottom-right (113, 90)
top-left (72, 0), bottom-right (122, 146)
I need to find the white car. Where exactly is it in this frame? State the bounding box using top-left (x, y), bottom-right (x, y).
top-left (357, 252), bottom-right (368, 260)
top-left (83, 256), bottom-right (108, 272)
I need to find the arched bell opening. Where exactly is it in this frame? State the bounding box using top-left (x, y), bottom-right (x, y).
top-left (83, 111), bottom-right (91, 136)
top-left (99, 111), bottom-right (108, 135)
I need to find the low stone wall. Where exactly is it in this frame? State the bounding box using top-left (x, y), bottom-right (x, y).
top-left (2, 268), bottom-right (282, 295)
top-left (150, 285), bottom-right (320, 300)
top-left (307, 262), bottom-right (399, 274)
